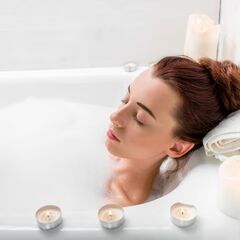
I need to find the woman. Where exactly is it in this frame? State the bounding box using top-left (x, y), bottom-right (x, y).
top-left (105, 56), bottom-right (240, 206)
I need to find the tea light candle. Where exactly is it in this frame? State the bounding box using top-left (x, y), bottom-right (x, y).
top-left (170, 202), bottom-right (197, 227)
top-left (218, 156), bottom-right (240, 219)
top-left (98, 204), bottom-right (125, 229)
top-left (35, 205), bottom-right (63, 230)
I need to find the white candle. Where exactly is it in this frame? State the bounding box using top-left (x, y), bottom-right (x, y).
top-left (124, 62), bottom-right (138, 72)
top-left (35, 205), bottom-right (63, 230)
top-left (218, 155), bottom-right (240, 219)
top-left (170, 202), bottom-right (197, 227)
top-left (184, 14), bottom-right (220, 60)
top-left (98, 204), bottom-right (125, 229)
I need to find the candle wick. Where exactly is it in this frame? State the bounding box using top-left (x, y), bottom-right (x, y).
top-left (180, 208), bottom-right (184, 215)
top-left (108, 210), bottom-right (113, 219)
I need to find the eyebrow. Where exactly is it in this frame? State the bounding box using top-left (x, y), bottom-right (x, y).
top-left (128, 85), bottom-right (156, 120)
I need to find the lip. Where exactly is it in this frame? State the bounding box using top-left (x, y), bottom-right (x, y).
top-left (107, 129), bottom-right (120, 142)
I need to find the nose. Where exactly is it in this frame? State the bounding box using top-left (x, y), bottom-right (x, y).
top-left (110, 111), bottom-right (125, 128)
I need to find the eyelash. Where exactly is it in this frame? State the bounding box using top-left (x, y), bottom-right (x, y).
top-left (120, 99), bottom-right (144, 126)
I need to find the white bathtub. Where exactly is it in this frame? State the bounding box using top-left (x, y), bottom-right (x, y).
top-left (0, 67), bottom-right (239, 240)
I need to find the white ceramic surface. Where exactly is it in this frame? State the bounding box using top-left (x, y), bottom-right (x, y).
top-left (0, 68), bottom-right (239, 240)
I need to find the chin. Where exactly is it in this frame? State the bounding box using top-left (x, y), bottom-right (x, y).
top-left (104, 139), bottom-right (124, 158)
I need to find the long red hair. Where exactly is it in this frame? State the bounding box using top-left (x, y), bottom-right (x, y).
top-left (153, 56), bottom-right (240, 150)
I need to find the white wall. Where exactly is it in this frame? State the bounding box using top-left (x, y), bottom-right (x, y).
top-left (0, 0), bottom-right (219, 70)
top-left (218, 0), bottom-right (240, 64)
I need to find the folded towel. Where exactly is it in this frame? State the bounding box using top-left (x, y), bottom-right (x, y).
top-left (203, 109), bottom-right (240, 161)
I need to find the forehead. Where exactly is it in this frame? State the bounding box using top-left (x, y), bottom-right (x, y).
top-left (131, 69), bottom-right (180, 120)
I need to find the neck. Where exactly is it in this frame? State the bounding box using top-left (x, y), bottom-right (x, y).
top-left (114, 155), bottom-right (165, 184)
top-left (108, 155), bottom-right (166, 205)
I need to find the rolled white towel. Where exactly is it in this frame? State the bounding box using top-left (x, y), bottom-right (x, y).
top-left (203, 109), bottom-right (240, 161)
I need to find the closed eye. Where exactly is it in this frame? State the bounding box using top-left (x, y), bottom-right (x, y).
top-left (121, 99), bottom-right (127, 104)
top-left (134, 114), bottom-right (144, 126)
top-left (120, 99), bottom-right (145, 126)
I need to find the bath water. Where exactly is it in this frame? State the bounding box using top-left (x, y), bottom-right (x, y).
top-left (0, 98), bottom-right (116, 216)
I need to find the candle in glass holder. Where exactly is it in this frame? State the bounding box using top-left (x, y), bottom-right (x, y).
top-left (98, 204), bottom-right (125, 229)
top-left (170, 202), bottom-right (197, 227)
top-left (35, 205), bottom-right (63, 230)
top-left (218, 155), bottom-right (240, 219)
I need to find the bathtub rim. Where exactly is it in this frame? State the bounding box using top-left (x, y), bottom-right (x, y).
top-left (0, 66), bottom-right (148, 84)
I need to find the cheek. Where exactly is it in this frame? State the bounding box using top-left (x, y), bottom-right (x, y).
top-left (127, 129), bottom-right (164, 150)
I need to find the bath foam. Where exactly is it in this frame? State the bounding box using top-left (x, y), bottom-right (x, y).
top-left (0, 98), bottom-right (116, 216)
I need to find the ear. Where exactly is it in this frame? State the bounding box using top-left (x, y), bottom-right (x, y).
top-left (166, 139), bottom-right (195, 158)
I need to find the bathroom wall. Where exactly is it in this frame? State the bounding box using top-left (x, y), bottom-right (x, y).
top-left (219, 0), bottom-right (240, 64)
top-left (0, 0), bottom-right (219, 70)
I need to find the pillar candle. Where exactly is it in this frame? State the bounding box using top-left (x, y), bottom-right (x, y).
top-left (184, 14), bottom-right (220, 60)
top-left (218, 155), bottom-right (240, 219)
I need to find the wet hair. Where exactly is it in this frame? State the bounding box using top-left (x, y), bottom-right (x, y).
top-left (153, 56), bottom-right (240, 151)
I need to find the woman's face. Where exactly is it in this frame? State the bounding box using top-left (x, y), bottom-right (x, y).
top-left (105, 68), bottom-right (182, 165)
